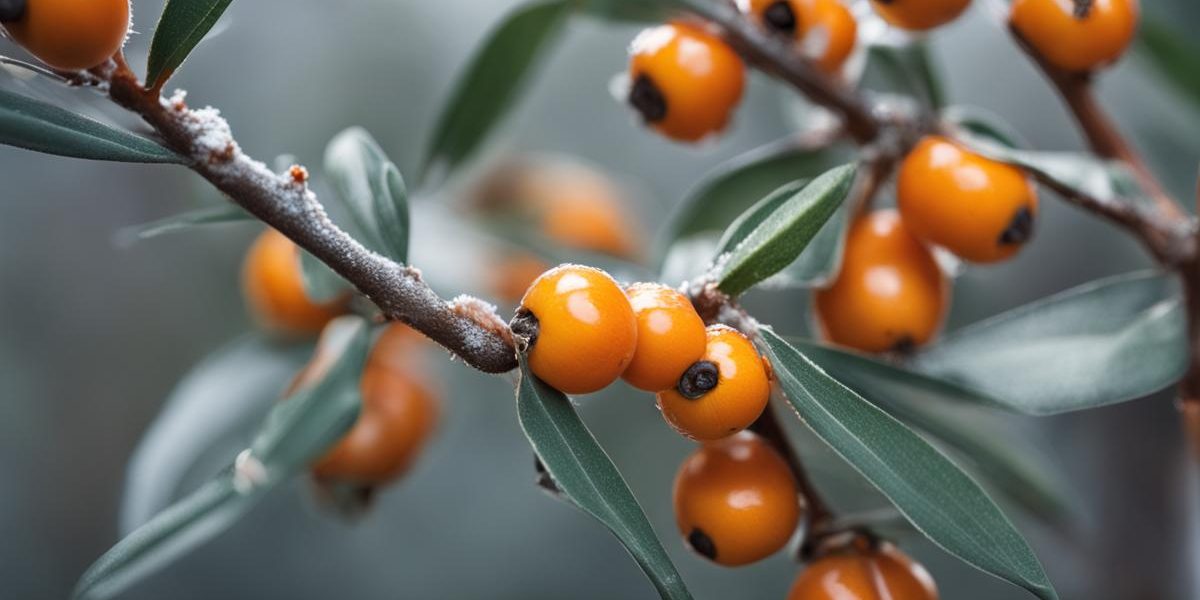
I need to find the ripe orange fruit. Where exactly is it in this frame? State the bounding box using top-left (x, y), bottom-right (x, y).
top-left (673, 432), bottom-right (801, 566)
top-left (2, 0), bottom-right (129, 70)
top-left (815, 210), bottom-right (948, 353)
top-left (788, 542), bottom-right (938, 599)
top-left (622, 283), bottom-right (707, 392)
top-left (869, 0), bottom-right (971, 31)
top-left (242, 229), bottom-right (348, 337)
top-left (515, 264), bottom-right (638, 395)
top-left (897, 135), bottom-right (1039, 263)
top-left (656, 325), bottom-right (770, 441)
top-left (628, 22), bottom-right (746, 142)
top-left (742, 0), bottom-right (858, 74)
top-left (1010, 0), bottom-right (1139, 72)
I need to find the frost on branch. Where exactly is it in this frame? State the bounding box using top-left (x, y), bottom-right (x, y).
top-left (450, 294), bottom-right (514, 350)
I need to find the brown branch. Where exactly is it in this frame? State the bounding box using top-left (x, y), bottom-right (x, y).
top-left (687, 1), bottom-right (881, 145)
top-left (748, 400), bottom-right (835, 536)
top-left (102, 57), bottom-right (517, 373)
top-left (1010, 26), bottom-right (1188, 227)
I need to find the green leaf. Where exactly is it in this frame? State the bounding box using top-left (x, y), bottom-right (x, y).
top-left (121, 335), bottom-right (312, 532)
top-left (0, 88), bottom-right (180, 163)
top-left (516, 357), bottom-right (691, 600)
top-left (146, 0), bottom-right (234, 88)
top-left (419, 0), bottom-right (574, 184)
top-left (715, 164), bottom-right (856, 296)
top-left (860, 41), bottom-right (946, 110)
top-left (581, 0), bottom-right (675, 22)
top-left (74, 317), bottom-right (368, 600)
top-left (299, 249), bottom-right (351, 303)
top-left (759, 329), bottom-right (1058, 600)
top-left (116, 204), bottom-right (252, 244)
top-left (1137, 19), bottom-right (1200, 111)
top-left (953, 130), bottom-right (1144, 204)
top-left (941, 105), bottom-right (1027, 149)
top-left (324, 127), bottom-right (410, 263)
top-left (656, 137), bottom-right (850, 265)
top-left (912, 271), bottom-right (1185, 415)
top-left (789, 339), bottom-right (1071, 525)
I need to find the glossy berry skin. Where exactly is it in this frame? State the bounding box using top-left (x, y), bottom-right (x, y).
top-left (3, 0), bottom-right (129, 70)
top-left (868, 0), bottom-right (970, 31)
top-left (242, 229), bottom-right (347, 337)
top-left (1010, 0), bottom-right (1138, 72)
top-left (787, 543), bottom-right (938, 600)
top-left (516, 264), bottom-right (638, 395)
top-left (656, 325), bottom-right (770, 441)
top-left (312, 362), bottom-right (439, 485)
top-left (628, 22), bottom-right (746, 142)
top-left (815, 210), bottom-right (947, 354)
top-left (742, 0), bottom-right (858, 74)
top-left (622, 283), bottom-right (707, 392)
top-left (897, 136), bottom-right (1039, 263)
top-left (673, 432), bottom-right (801, 567)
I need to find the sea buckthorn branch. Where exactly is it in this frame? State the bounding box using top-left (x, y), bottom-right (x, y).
top-left (684, 0), bottom-right (882, 144)
top-left (748, 400), bottom-right (836, 536)
top-left (100, 56), bottom-right (519, 374)
top-left (1008, 24), bottom-right (1200, 453)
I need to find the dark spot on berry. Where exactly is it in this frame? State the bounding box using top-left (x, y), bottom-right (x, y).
top-left (687, 528), bottom-right (718, 561)
top-left (892, 335), bottom-right (916, 355)
top-left (1072, 0), bottom-right (1094, 19)
top-left (628, 74), bottom-right (667, 123)
top-left (998, 206), bottom-right (1035, 246)
top-left (510, 309), bottom-right (540, 350)
top-left (678, 360), bottom-right (720, 400)
top-left (763, 1), bottom-right (797, 35)
top-left (0, 0), bottom-right (25, 22)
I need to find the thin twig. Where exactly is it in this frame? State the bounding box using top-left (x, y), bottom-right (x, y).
top-left (100, 56), bottom-right (517, 373)
top-left (749, 399), bottom-right (835, 534)
top-left (686, 1), bottom-right (881, 144)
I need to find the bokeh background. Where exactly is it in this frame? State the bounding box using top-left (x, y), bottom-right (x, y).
top-left (3, 0), bottom-right (1200, 598)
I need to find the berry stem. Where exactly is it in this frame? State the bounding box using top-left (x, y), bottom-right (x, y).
top-left (99, 57), bottom-right (518, 374)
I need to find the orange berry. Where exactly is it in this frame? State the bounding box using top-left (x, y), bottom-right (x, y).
top-left (2, 0), bottom-right (129, 70)
top-left (673, 432), bottom-right (801, 566)
top-left (656, 325), bottom-right (770, 441)
top-left (242, 229), bottom-right (348, 337)
top-left (814, 210), bottom-right (948, 353)
top-left (897, 135), bottom-right (1039, 263)
top-left (1010, 0), bottom-right (1138, 72)
top-left (366, 322), bottom-right (428, 374)
top-left (622, 283), bottom-right (707, 392)
top-left (312, 364), bottom-right (439, 485)
top-left (514, 264), bottom-right (638, 395)
top-left (742, 0), bottom-right (858, 74)
top-left (788, 543), bottom-right (938, 600)
top-left (868, 0), bottom-right (970, 31)
top-left (628, 22), bottom-right (746, 142)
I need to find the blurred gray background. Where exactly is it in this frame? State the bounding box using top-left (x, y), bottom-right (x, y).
top-left (3, 0), bottom-right (1200, 598)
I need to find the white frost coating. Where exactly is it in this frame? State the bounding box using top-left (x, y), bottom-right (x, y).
top-left (449, 294), bottom-right (511, 351)
top-left (718, 303), bottom-right (760, 336)
top-left (232, 449), bottom-right (268, 494)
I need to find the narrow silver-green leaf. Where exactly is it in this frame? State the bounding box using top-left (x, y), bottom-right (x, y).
top-left (121, 335), bottom-right (312, 532)
top-left (0, 89), bottom-right (180, 163)
top-left (759, 329), bottom-right (1057, 600)
top-left (74, 317), bottom-right (368, 600)
top-left (715, 164), bottom-right (855, 296)
top-left (117, 204), bottom-right (252, 244)
top-left (1137, 19), bottom-right (1200, 111)
top-left (419, 0), bottom-right (573, 184)
top-left (954, 130), bottom-right (1145, 205)
top-left (790, 339), bottom-right (1071, 524)
top-left (146, 0), bottom-right (234, 88)
top-left (516, 358), bottom-right (691, 600)
top-left (325, 127), bottom-right (410, 263)
top-left (656, 137), bottom-right (850, 266)
top-left (912, 271), bottom-right (1186, 415)
top-left (860, 41), bottom-right (946, 110)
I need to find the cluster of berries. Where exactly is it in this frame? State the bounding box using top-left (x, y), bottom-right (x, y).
top-left (243, 229), bottom-right (437, 489)
top-left (622, 0), bottom-right (1139, 143)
